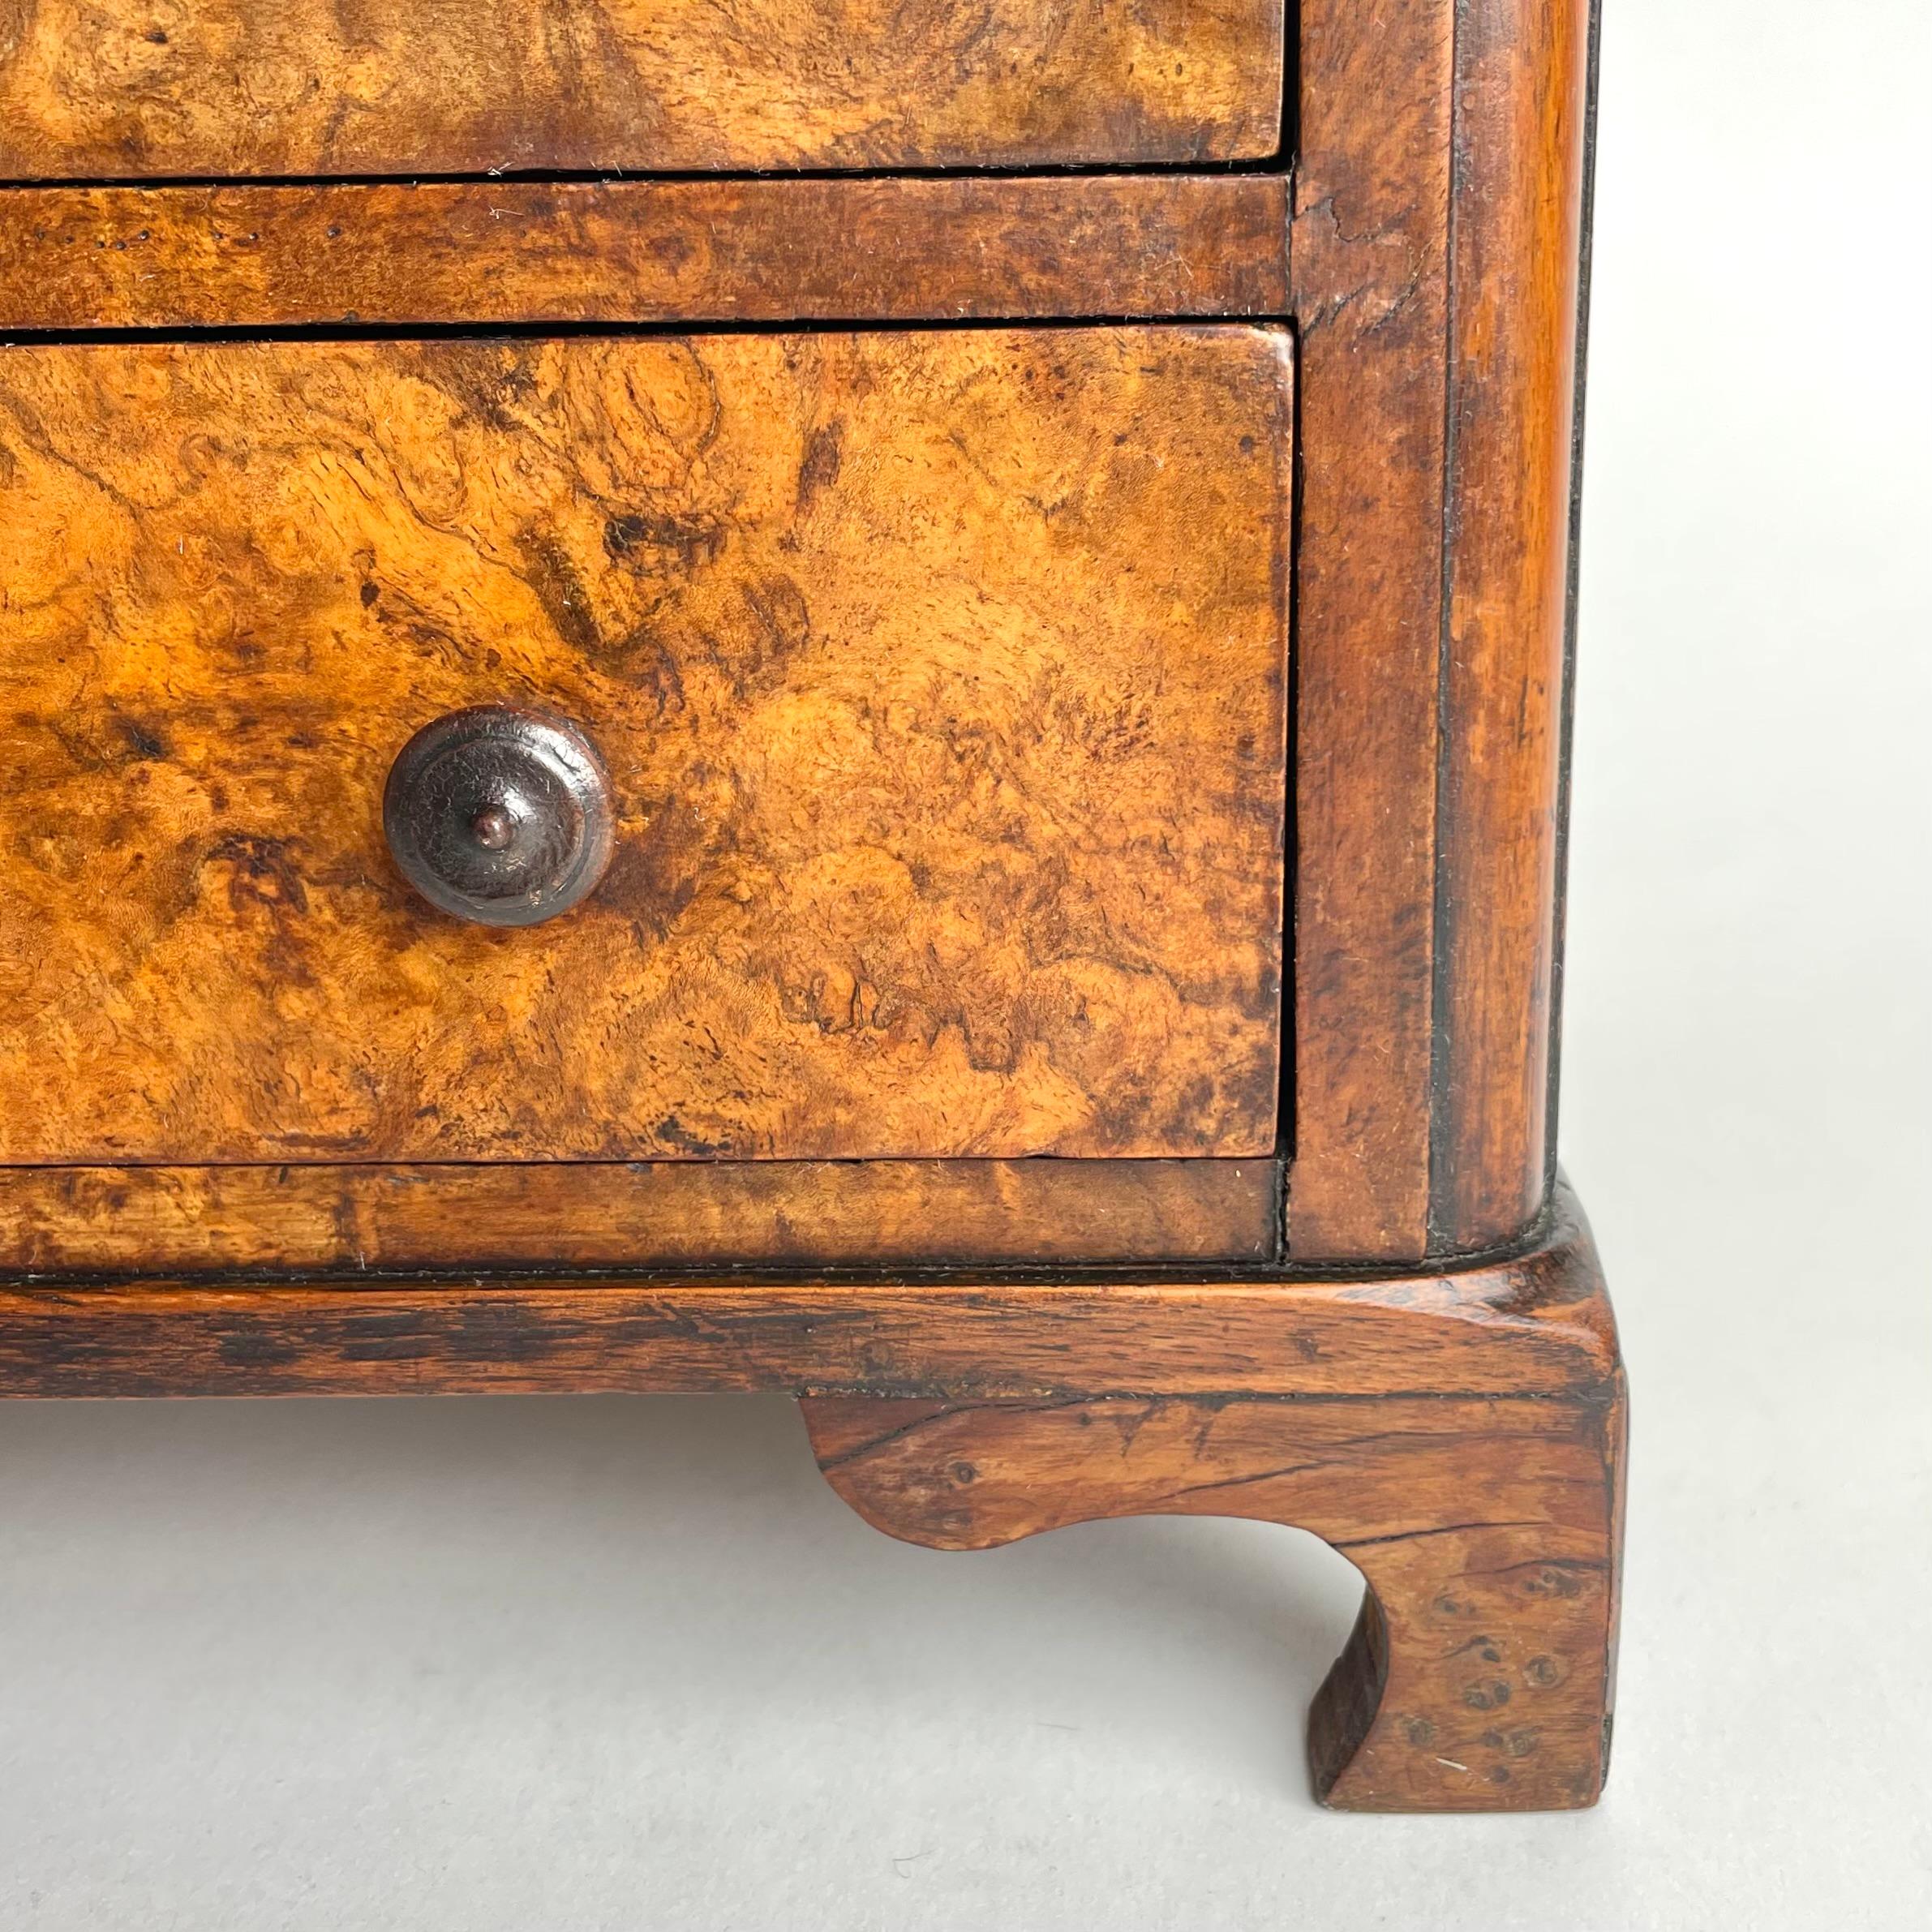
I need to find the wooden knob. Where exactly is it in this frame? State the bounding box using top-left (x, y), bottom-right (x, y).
top-left (383, 706), bottom-right (614, 927)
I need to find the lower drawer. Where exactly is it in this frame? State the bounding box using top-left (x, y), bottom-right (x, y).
top-left (0, 325), bottom-right (1290, 1166)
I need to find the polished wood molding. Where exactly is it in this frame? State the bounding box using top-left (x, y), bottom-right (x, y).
top-left (0, 1182), bottom-right (1613, 1402)
top-left (0, 175), bottom-right (1290, 333)
top-left (1288, 0), bottom-right (1594, 1260)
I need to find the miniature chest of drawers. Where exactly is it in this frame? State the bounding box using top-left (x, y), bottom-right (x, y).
top-left (0, 0), bottom-right (1625, 1811)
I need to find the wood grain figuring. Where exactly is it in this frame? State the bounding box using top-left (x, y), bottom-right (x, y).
top-left (1286, 0), bottom-right (1453, 1259)
top-left (0, 327), bottom-right (1290, 1165)
top-left (0, 1159), bottom-right (1282, 1273)
top-left (0, 1181), bottom-right (1617, 1400)
top-left (1432, 0), bottom-right (1593, 1250)
top-left (0, 175), bottom-right (1293, 333)
top-left (0, 0), bottom-right (1286, 179)
top-left (805, 1378), bottom-right (1624, 1810)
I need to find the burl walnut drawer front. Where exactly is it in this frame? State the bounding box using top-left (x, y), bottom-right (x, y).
top-left (0, 1), bottom-right (1285, 178)
top-left (0, 325), bottom-right (1290, 1166)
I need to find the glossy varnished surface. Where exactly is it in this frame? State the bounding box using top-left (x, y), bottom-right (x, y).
top-left (1288, 0), bottom-right (1453, 1258)
top-left (0, 327), bottom-right (1290, 1164)
top-left (0, 0), bottom-right (1285, 179)
top-left (0, 175), bottom-right (1291, 332)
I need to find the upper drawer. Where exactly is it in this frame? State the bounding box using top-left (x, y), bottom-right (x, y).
top-left (0, 325), bottom-right (1290, 1165)
top-left (0, 2), bottom-right (1286, 180)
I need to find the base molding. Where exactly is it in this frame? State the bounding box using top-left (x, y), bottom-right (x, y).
top-left (0, 1184), bottom-right (1612, 1403)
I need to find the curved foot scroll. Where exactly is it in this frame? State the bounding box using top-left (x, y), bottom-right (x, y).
top-left (802, 1377), bottom-right (1625, 1811)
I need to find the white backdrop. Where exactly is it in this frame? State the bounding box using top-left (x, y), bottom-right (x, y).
top-left (4, 3), bottom-right (1929, 1925)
